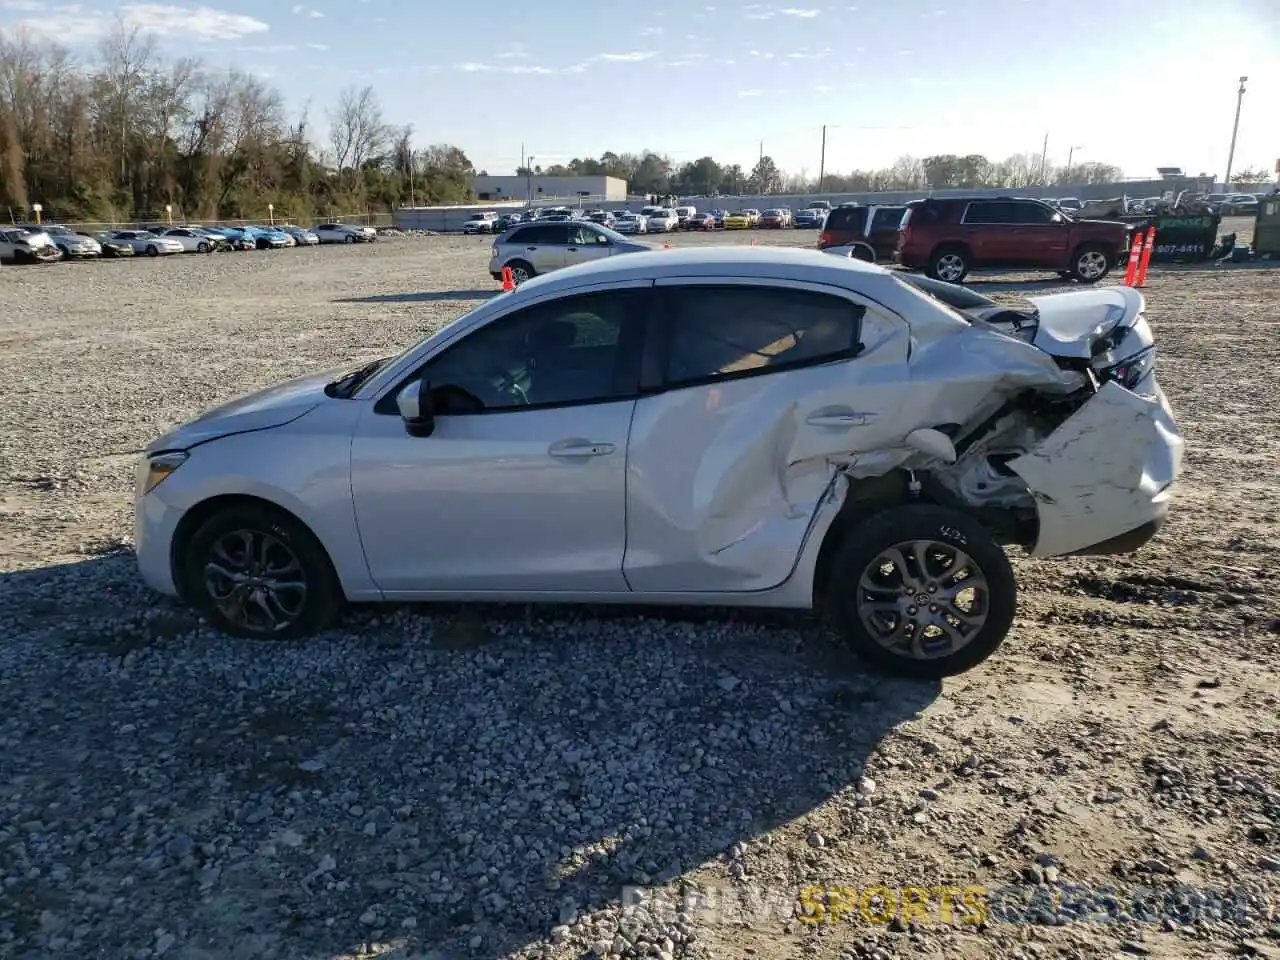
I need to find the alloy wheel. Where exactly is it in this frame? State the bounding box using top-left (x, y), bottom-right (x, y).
top-left (934, 254), bottom-right (965, 282)
top-left (1076, 250), bottom-right (1108, 280)
top-left (203, 529), bottom-right (308, 634)
top-left (855, 539), bottom-right (990, 660)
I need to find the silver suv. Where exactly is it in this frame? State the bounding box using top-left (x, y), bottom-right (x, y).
top-left (489, 220), bottom-right (651, 284)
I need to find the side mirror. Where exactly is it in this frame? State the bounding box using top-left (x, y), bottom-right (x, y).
top-left (396, 378), bottom-right (436, 438)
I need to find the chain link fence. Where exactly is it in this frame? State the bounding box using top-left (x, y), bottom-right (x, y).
top-left (7, 211), bottom-right (396, 232)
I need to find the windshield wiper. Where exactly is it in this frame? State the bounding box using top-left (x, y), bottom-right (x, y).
top-left (325, 357), bottom-right (389, 399)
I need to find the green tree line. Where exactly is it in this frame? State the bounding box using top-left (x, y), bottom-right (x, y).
top-left (0, 25), bottom-right (473, 223)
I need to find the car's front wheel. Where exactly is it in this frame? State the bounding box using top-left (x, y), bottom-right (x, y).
top-left (826, 504), bottom-right (1016, 678)
top-left (183, 504), bottom-right (343, 640)
top-left (198, 241), bottom-right (210, 253)
top-left (145, 245), bottom-right (158, 257)
top-left (1070, 243), bottom-right (1112, 283)
top-left (343, 234), bottom-right (355, 244)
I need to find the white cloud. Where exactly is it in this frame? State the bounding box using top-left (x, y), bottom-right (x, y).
top-left (787, 47), bottom-right (832, 59)
top-left (307, 42), bottom-right (327, 50)
top-left (780, 7), bottom-right (821, 16)
top-left (458, 61), bottom-right (556, 75)
top-left (640, 25), bottom-right (663, 35)
top-left (0, 0), bottom-right (44, 11)
top-left (738, 89), bottom-right (763, 97)
top-left (292, 4), bottom-right (323, 17)
top-left (238, 43), bottom-right (298, 53)
top-left (595, 50), bottom-right (656, 62)
top-left (2, 3), bottom-right (268, 43)
top-left (496, 43), bottom-right (528, 58)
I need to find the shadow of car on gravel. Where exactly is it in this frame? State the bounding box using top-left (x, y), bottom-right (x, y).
top-left (334, 290), bottom-right (500, 304)
top-left (0, 553), bottom-right (941, 960)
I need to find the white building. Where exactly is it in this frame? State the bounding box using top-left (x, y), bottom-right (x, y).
top-left (471, 175), bottom-right (628, 203)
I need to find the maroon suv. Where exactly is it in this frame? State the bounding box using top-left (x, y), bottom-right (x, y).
top-left (818, 204), bottom-right (906, 262)
top-left (897, 196), bottom-right (1130, 283)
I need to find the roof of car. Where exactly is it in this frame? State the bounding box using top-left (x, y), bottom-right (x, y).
top-left (511, 245), bottom-right (894, 300)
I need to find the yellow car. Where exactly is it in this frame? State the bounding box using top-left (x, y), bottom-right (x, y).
top-left (742, 208), bottom-right (761, 225)
top-left (722, 211), bottom-right (753, 229)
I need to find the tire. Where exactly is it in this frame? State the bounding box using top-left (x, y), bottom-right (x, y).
top-left (1069, 243), bottom-right (1112, 284)
top-left (506, 259), bottom-right (535, 284)
top-left (825, 504), bottom-right (1016, 679)
top-left (926, 245), bottom-right (970, 283)
top-left (850, 243), bottom-right (876, 263)
top-left (343, 234), bottom-right (355, 244)
top-left (145, 245), bottom-right (159, 257)
top-left (197, 241), bottom-right (210, 253)
top-left (57, 244), bottom-right (70, 259)
top-left (182, 504), bottom-right (343, 641)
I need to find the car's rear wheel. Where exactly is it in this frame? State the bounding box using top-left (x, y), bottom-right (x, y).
top-left (506, 260), bottom-right (534, 284)
top-left (1070, 243), bottom-right (1112, 283)
top-left (144, 245), bottom-right (158, 257)
top-left (826, 504), bottom-right (1016, 678)
top-left (927, 246), bottom-right (970, 283)
top-left (343, 234), bottom-right (355, 244)
top-left (183, 504), bottom-right (342, 641)
top-left (198, 241), bottom-right (210, 253)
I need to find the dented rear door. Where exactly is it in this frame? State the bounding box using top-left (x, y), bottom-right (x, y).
top-left (622, 277), bottom-right (911, 593)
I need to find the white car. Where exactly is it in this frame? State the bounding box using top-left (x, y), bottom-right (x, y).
top-left (0, 227), bottom-right (60, 263)
top-left (613, 213), bottom-right (648, 234)
top-left (27, 224), bottom-right (101, 259)
top-left (462, 212), bottom-right (500, 234)
top-left (155, 227), bottom-right (218, 253)
top-left (315, 222), bottom-right (377, 244)
top-left (134, 248), bottom-right (1182, 679)
top-left (645, 209), bottom-right (679, 232)
top-left (108, 230), bottom-right (185, 256)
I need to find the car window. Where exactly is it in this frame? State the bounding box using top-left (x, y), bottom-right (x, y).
top-left (962, 201), bottom-right (1018, 225)
top-left (1012, 201), bottom-right (1056, 224)
top-left (421, 290), bottom-right (648, 413)
top-left (870, 207), bottom-right (906, 231)
top-left (823, 207), bottom-right (864, 231)
top-left (569, 225), bottom-right (610, 246)
top-left (660, 285), bottom-right (864, 388)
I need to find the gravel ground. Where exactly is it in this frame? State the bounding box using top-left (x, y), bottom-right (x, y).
top-left (1, 225), bottom-right (1278, 960)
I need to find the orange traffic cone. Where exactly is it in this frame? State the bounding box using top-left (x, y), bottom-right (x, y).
top-left (662, 241), bottom-right (670, 250)
top-left (501, 266), bottom-right (514, 291)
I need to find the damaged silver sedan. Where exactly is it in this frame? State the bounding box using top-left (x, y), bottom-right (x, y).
top-left (134, 247), bottom-right (1183, 678)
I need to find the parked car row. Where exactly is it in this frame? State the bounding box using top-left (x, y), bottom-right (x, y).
top-left (0, 221), bottom-right (378, 264)
top-left (463, 202), bottom-right (849, 236)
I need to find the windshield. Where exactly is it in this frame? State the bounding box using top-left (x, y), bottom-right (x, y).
top-left (325, 356), bottom-right (394, 399)
top-left (44, 226), bottom-right (71, 236)
top-left (591, 223), bottom-right (631, 244)
top-left (892, 274), bottom-right (973, 327)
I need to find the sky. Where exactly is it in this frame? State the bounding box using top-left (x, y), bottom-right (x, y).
top-left (1, 0), bottom-right (1277, 182)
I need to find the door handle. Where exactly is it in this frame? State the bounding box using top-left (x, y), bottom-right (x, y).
top-left (566, 247), bottom-right (578, 252)
top-left (806, 408), bottom-right (875, 427)
top-left (548, 439), bottom-right (616, 458)
top-left (526, 246), bottom-right (537, 251)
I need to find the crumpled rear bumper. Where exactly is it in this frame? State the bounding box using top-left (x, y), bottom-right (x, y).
top-left (1007, 379), bottom-right (1183, 557)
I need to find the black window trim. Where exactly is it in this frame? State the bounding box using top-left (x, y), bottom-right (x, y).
top-left (962, 198), bottom-right (1063, 226)
top-left (642, 282), bottom-right (867, 393)
top-left (372, 285), bottom-right (657, 417)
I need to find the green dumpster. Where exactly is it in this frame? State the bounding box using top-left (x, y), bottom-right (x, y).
top-left (1254, 197), bottom-right (1280, 257)
top-left (1120, 214), bottom-right (1221, 262)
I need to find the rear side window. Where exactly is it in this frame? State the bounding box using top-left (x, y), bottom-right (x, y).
top-left (963, 201), bottom-right (1018, 224)
top-left (823, 207), bottom-right (865, 232)
top-left (510, 224), bottom-right (565, 244)
top-left (870, 207), bottom-right (906, 231)
top-left (659, 285), bottom-right (865, 388)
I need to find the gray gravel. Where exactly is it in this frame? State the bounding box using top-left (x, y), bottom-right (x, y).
top-left (1, 234), bottom-right (1277, 959)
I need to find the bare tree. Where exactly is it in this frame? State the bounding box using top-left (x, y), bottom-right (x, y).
top-left (326, 85), bottom-right (390, 187)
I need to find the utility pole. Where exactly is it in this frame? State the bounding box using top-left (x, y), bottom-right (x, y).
top-left (818, 125), bottom-right (827, 193)
top-left (1065, 145), bottom-right (1082, 185)
top-left (526, 156), bottom-right (534, 207)
top-left (1223, 76), bottom-right (1248, 191)
top-left (1039, 133), bottom-right (1049, 184)
top-left (408, 148), bottom-right (415, 208)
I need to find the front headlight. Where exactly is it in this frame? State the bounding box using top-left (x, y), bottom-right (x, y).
top-left (141, 451), bottom-right (188, 495)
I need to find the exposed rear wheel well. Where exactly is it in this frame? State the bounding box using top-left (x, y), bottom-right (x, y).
top-left (169, 494), bottom-right (341, 602)
top-left (812, 470), bottom-right (1036, 609)
top-left (813, 472), bottom-right (913, 608)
